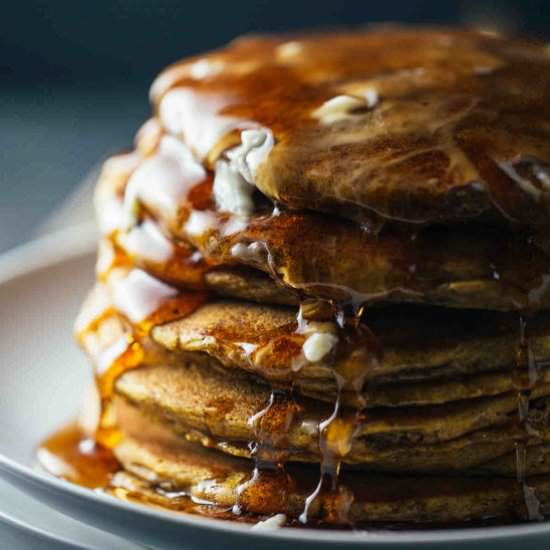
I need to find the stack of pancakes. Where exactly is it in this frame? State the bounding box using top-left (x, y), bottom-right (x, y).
top-left (75, 28), bottom-right (550, 527)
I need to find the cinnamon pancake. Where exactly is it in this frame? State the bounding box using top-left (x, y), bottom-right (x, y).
top-left (77, 287), bottom-right (550, 471)
top-left (152, 300), bottom-right (550, 394)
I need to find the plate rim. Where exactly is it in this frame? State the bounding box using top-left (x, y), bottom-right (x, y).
top-left (0, 488), bottom-right (94, 550)
top-left (0, 226), bottom-right (549, 545)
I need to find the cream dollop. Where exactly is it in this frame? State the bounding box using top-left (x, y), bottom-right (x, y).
top-left (213, 128), bottom-right (274, 216)
top-left (213, 160), bottom-right (255, 217)
top-left (119, 219), bottom-right (173, 264)
top-left (159, 88), bottom-right (247, 159)
top-left (123, 136), bottom-right (205, 229)
top-left (313, 94), bottom-right (366, 124)
top-left (226, 128), bottom-right (274, 184)
top-left (111, 269), bottom-right (177, 324)
top-left (302, 332), bottom-right (339, 362)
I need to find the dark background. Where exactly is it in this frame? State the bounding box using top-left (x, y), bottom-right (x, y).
top-left (1, 0), bottom-right (549, 251)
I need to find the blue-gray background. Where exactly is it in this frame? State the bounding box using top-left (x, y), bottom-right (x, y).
top-left (1, 0), bottom-right (548, 252)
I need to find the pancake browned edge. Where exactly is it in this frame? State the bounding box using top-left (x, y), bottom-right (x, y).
top-left (38, 26), bottom-right (550, 530)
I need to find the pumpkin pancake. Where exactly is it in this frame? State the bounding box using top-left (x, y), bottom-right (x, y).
top-left (153, 299), bottom-right (550, 400)
top-left (101, 178), bottom-right (550, 310)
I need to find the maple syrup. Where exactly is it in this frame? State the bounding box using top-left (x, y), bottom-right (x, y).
top-left (37, 28), bottom-right (550, 529)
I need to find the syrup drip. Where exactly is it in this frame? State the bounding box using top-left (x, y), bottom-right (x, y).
top-left (232, 296), bottom-right (380, 525)
top-left (247, 389), bottom-right (297, 467)
top-left (37, 425), bottom-right (247, 523)
top-left (514, 315), bottom-right (544, 521)
top-left (232, 466), bottom-right (291, 517)
top-left (299, 373), bottom-right (355, 526)
top-left (299, 303), bottom-right (380, 526)
top-left (233, 389), bottom-right (297, 515)
top-left (77, 236), bottom-right (210, 448)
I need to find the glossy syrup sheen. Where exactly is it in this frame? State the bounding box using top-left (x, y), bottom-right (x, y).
top-left (65, 201), bottom-right (381, 527)
top-left (38, 421), bottom-right (549, 527)
top-left (36, 236), bottom-right (386, 527)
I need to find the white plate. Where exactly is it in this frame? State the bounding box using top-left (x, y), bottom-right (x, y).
top-left (0, 228), bottom-right (550, 549)
top-left (0, 478), bottom-right (142, 549)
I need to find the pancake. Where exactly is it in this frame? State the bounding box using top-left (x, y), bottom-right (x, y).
top-left (99, 164), bottom-right (550, 311)
top-left (40, 26), bottom-right (550, 529)
top-left (151, 28), bottom-right (550, 230)
top-left (180, 212), bottom-right (550, 311)
top-left (78, 284), bottom-right (550, 408)
top-left (113, 362), bottom-right (550, 472)
top-left (112, 400), bottom-right (550, 525)
top-left (205, 267), bottom-right (300, 305)
top-left (153, 299), bottom-right (550, 395)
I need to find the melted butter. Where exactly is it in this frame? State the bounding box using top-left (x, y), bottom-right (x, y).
top-left (213, 159), bottom-right (255, 216)
top-left (158, 88), bottom-right (257, 160)
top-left (123, 135), bottom-right (206, 228)
top-left (312, 94), bottom-right (369, 125)
top-left (111, 269), bottom-right (179, 324)
top-left (120, 219), bottom-right (174, 264)
top-left (94, 152), bottom-right (142, 236)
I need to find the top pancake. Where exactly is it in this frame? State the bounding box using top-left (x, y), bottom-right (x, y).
top-left (151, 27), bottom-right (550, 229)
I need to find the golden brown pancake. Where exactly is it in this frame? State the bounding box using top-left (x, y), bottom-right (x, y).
top-left (153, 299), bottom-right (550, 395)
top-left (185, 213), bottom-right (550, 311)
top-left (78, 285), bottom-right (550, 408)
top-left (204, 267), bottom-right (300, 305)
top-left (112, 401), bottom-right (550, 524)
top-left (93, 111), bottom-right (550, 313)
top-left (112, 362), bottom-right (550, 472)
top-left (104, 185), bottom-right (550, 311)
